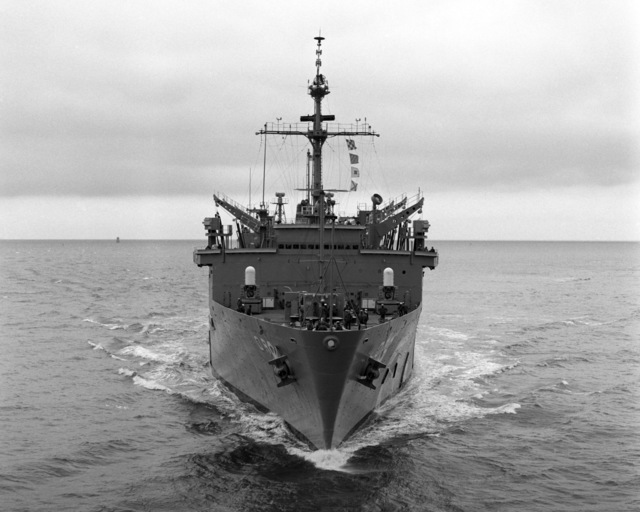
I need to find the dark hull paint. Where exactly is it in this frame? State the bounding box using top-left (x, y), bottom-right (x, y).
top-left (208, 300), bottom-right (421, 449)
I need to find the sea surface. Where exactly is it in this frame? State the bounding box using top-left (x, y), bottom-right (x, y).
top-left (1, 240), bottom-right (638, 511)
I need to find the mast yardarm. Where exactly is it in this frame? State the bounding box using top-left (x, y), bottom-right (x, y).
top-left (256, 36), bottom-right (379, 224)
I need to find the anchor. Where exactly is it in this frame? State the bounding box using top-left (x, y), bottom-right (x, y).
top-left (268, 355), bottom-right (296, 387)
top-left (357, 357), bottom-right (386, 389)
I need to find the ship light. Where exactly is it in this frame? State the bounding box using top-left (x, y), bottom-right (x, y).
top-left (382, 267), bottom-right (396, 301)
top-left (383, 267), bottom-right (394, 287)
top-left (245, 266), bottom-right (256, 286)
top-left (244, 266), bottom-right (257, 299)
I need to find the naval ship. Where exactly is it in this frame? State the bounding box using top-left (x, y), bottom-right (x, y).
top-left (194, 36), bottom-right (438, 450)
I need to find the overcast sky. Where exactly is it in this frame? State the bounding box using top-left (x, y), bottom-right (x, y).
top-left (1, 0), bottom-right (638, 240)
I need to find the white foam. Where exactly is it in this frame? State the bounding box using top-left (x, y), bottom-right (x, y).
top-left (431, 327), bottom-right (470, 340)
top-left (118, 345), bottom-right (179, 364)
top-left (340, 338), bottom-right (522, 444)
top-left (83, 318), bottom-right (126, 330)
top-left (132, 375), bottom-right (172, 392)
top-left (489, 403), bottom-right (521, 415)
top-left (289, 447), bottom-right (357, 472)
top-left (87, 341), bottom-right (105, 351)
top-left (452, 350), bottom-right (504, 374)
top-left (140, 322), bottom-right (164, 335)
top-left (88, 341), bottom-right (127, 361)
top-left (118, 368), bottom-right (137, 377)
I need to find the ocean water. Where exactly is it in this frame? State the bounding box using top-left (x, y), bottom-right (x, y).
top-left (1, 240), bottom-right (638, 512)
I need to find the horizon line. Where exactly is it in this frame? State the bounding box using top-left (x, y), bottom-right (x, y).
top-left (1, 238), bottom-right (638, 243)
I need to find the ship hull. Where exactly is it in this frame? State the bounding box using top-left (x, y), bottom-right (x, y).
top-left (194, 36), bottom-right (438, 450)
top-left (208, 300), bottom-right (420, 449)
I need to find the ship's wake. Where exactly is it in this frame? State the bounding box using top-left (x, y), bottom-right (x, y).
top-left (86, 313), bottom-right (520, 471)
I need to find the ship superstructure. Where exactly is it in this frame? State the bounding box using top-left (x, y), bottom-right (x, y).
top-left (194, 36), bottom-right (438, 449)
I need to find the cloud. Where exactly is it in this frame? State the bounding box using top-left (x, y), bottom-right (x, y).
top-left (1, 0), bottom-right (638, 202)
